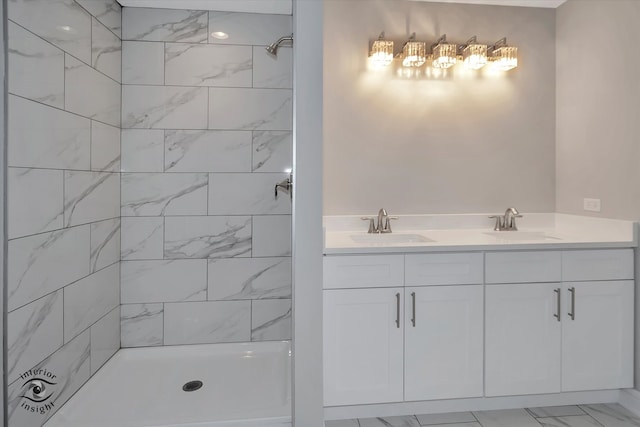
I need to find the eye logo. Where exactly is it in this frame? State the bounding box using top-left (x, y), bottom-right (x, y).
top-left (21, 378), bottom-right (56, 403)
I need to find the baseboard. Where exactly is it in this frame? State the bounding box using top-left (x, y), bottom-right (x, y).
top-left (619, 389), bottom-right (640, 416)
top-left (324, 390), bottom-right (621, 420)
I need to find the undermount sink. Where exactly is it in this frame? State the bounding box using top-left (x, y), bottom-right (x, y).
top-left (484, 231), bottom-right (562, 241)
top-left (350, 233), bottom-right (434, 244)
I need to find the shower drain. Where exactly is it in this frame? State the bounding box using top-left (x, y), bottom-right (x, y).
top-left (182, 380), bottom-right (203, 392)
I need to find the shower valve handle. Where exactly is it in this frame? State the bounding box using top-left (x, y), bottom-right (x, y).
top-left (274, 174), bottom-right (293, 199)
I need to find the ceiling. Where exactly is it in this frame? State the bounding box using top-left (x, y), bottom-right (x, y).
top-left (117, 0), bottom-right (567, 14)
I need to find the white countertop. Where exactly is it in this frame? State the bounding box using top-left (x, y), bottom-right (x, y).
top-left (323, 213), bottom-right (637, 254)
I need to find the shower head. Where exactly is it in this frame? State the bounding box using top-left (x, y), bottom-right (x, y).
top-left (266, 34), bottom-right (294, 56)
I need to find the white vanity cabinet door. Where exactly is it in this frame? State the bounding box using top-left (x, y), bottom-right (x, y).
top-left (404, 285), bottom-right (484, 401)
top-left (561, 280), bottom-right (634, 391)
top-left (323, 288), bottom-right (404, 406)
top-left (485, 283), bottom-right (562, 397)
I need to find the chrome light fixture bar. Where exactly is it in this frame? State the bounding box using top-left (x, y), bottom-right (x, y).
top-left (489, 37), bottom-right (518, 71)
top-left (431, 34), bottom-right (457, 69)
top-left (369, 32), bottom-right (394, 67)
top-left (402, 33), bottom-right (426, 67)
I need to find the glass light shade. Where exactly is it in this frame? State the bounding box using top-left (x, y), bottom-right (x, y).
top-left (492, 46), bottom-right (518, 70)
top-left (463, 43), bottom-right (487, 70)
top-left (432, 42), bottom-right (457, 69)
top-left (370, 39), bottom-right (394, 67)
top-left (402, 41), bottom-right (426, 67)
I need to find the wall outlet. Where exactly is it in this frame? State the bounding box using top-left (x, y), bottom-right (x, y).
top-left (583, 198), bottom-right (601, 212)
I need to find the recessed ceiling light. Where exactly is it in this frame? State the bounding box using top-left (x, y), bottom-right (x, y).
top-left (211, 31), bottom-right (229, 40)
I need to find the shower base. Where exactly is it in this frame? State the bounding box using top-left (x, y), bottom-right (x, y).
top-left (44, 341), bottom-right (291, 427)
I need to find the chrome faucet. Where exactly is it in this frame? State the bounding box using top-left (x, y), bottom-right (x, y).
top-left (361, 208), bottom-right (398, 233)
top-left (489, 207), bottom-right (523, 231)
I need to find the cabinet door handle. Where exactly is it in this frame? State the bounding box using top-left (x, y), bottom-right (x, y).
top-left (395, 293), bottom-right (400, 328)
top-left (411, 292), bottom-right (416, 327)
top-left (554, 288), bottom-right (561, 322)
top-left (568, 287), bottom-right (576, 320)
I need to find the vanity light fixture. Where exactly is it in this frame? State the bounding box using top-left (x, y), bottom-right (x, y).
top-left (489, 37), bottom-right (518, 71)
top-left (461, 36), bottom-right (488, 70)
top-left (431, 34), bottom-right (457, 69)
top-left (369, 32), bottom-right (394, 67)
top-left (402, 33), bottom-right (426, 67)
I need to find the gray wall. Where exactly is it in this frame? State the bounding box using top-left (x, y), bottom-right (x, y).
top-left (1, 0), bottom-right (6, 422)
top-left (5, 1), bottom-right (122, 425)
top-left (556, 0), bottom-right (640, 220)
top-left (323, 0), bottom-right (556, 215)
top-left (120, 7), bottom-right (293, 347)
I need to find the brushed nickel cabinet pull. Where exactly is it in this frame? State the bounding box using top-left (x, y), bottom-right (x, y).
top-left (554, 288), bottom-right (561, 322)
top-left (411, 292), bottom-right (416, 327)
top-left (568, 287), bottom-right (576, 320)
top-left (395, 293), bottom-right (400, 328)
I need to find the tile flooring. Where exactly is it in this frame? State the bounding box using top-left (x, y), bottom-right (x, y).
top-left (326, 404), bottom-right (640, 427)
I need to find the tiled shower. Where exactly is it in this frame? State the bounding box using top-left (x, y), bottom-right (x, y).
top-left (5, 0), bottom-right (293, 425)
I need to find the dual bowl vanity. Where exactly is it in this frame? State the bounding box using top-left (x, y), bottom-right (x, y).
top-left (322, 212), bottom-right (637, 420)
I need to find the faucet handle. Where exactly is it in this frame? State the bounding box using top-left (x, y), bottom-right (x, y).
top-left (488, 215), bottom-right (503, 231)
top-left (383, 216), bottom-right (399, 233)
top-left (361, 217), bottom-right (376, 234)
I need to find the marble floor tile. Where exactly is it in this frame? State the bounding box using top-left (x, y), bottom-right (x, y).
top-left (360, 416), bottom-right (421, 427)
top-left (326, 420), bottom-right (360, 427)
top-left (528, 406), bottom-right (586, 418)
top-left (472, 409), bottom-right (541, 427)
top-left (416, 412), bottom-right (477, 425)
top-left (423, 423), bottom-right (480, 427)
top-left (581, 404), bottom-right (640, 427)
top-left (537, 415), bottom-right (602, 427)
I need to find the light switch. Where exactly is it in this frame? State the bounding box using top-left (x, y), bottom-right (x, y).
top-left (583, 198), bottom-right (601, 212)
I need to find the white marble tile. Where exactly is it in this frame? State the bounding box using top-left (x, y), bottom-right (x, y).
top-left (416, 412), bottom-right (477, 425)
top-left (537, 415), bottom-right (601, 427)
top-left (528, 406), bottom-right (586, 418)
top-left (208, 257), bottom-right (291, 300)
top-left (8, 167), bottom-right (64, 239)
top-left (7, 330), bottom-right (90, 427)
top-left (7, 290), bottom-right (63, 384)
top-left (121, 173), bottom-right (208, 216)
top-left (253, 46), bottom-right (292, 89)
top-left (122, 41), bottom-right (164, 85)
top-left (251, 299), bottom-right (291, 341)
top-left (121, 303), bottom-right (164, 347)
top-left (91, 121), bottom-right (121, 172)
top-left (252, 215), bottom-right (291, 257)
top-left (90, 305), bottom-right (120, 375)
top-left (164, 216), bottom-right (252, 259)
top-left (581, 404), bottom-right (640, 427)
top-left (121, 217), bottom-right (164, 260)
top-left (64, 171), bottom-right (120, 226)
top-left (473, 409), bottom-right (541, 427)
top-left (65, 55), bottom-right (121, 127)
top-left (325, 421), bottom-right (360, 427)
top-left (165, 130), bottom-right (252, 173)
top-left (64, 263), bottom-right (120, 342)
top-left (90, 218), bottom-right (120, 272)
top-left (208, 12), bottom-right (292, 46)
top-left (121, 260), bottom-right (207, 303)
top-left (121, 129), bottom-right (165, 172)
top-left (8, 226), bottom-right (90, 312)
top-left (164, 300), bottom-right (251, 345)
top-left (165, 43), bottom-right (252, 87)
top-left (92, 17), bottom-right (121, 82)
top-left (8, 95), bottom-right (90, 170)
top-left (209, 88), bottom-right (292, 131)
top-left (423, 424), bottom-right (480, 427)
top-left (208, 173), bottom-right (291, 215)
top-left (360, 416), bottom-right (421, 427)
top-left (9, 0), bottom-right (92, 63)
top-left (123, 7), bottom-right (208, 42)
top-left (123, 85), bottom-right (208, 129)
top-left (253, 131), bottom-right (293, 172)
top-left (76, 0), bottom-right (121, 38)
top-left (8, 21), bottom-right (64, 108)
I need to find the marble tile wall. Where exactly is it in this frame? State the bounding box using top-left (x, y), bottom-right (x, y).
top-left (6, 1), bottom-right (122, 425)
top-left (120, 8), bottom-right (293, 347)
